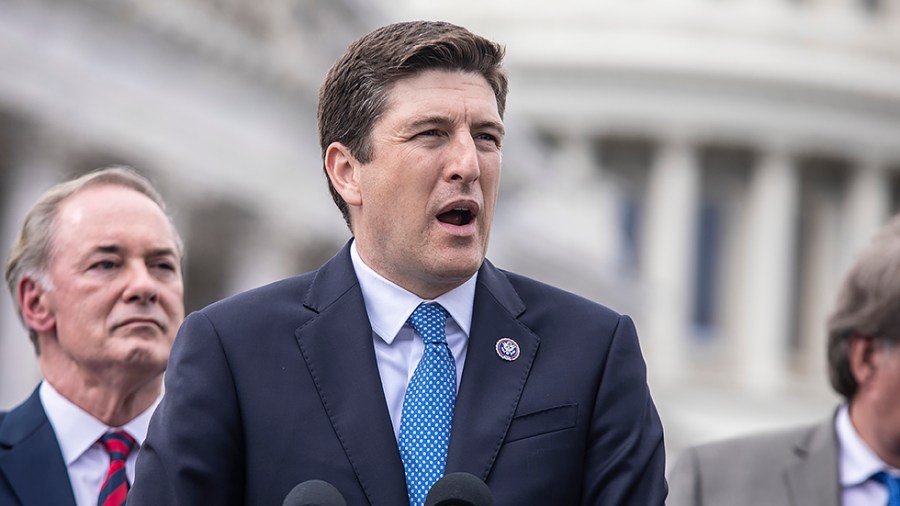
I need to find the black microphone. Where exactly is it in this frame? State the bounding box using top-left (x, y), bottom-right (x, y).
top-left (424, 472), bottom-right (493, 506)
top-left (282, 479), bottom-right (347, 506)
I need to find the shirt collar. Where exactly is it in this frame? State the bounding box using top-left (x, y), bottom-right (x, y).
top-left (40, 381), bottom-right (160, 465)
top-left (350, 240), bottom-right (476, 344)
top-left (835, 403), bottom-right (898, 486)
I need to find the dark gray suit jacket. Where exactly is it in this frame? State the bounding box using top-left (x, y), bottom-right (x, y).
top-left (0, 388), bottom-right (77, 506)
top-left (668, 413), bottom-right (840, 506)
top-left (131, 243), bottom-right (667, 505)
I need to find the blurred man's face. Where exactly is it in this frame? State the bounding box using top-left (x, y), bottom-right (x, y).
top-left (850, 338), bottom-right (900, 468)
top-left (350, 69), bottom-right (504, 298)
top-left (39, 184), bottom-right (184, 379)
top-left (864, 343), bottom-right (900, 466)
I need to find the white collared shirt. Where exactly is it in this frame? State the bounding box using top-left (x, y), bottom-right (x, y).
top-left (40, 381), bottom-right (159, 506)
top-left (350, 241), bottom-right (475, 438)
top-left (836, 403), bottom-right (899, 506)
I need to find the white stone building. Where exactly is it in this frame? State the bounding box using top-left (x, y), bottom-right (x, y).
top-left (399, 0), bottom-right (900, 458)
top-left (2, 0), bottom-right (899, 467)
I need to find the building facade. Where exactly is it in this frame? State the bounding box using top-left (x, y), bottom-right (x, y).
top-left (2, 0), bottom-right (900, 464)
top-left (398, 0), bottom-right (900, 455)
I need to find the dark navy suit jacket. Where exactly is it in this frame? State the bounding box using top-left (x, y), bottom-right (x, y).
top-left (131, 243), bottom-right (666, 505)
top-left (0, 388), bottom-right (77, 506)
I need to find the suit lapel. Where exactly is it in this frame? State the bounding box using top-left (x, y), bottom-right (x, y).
top-left (0, 388), bottom-right (77, 506)
top-left (784, 414), bottom-right (841, 506)
top-left (294, 244), bottom-right (408, 505)
top-left (445, 260), bottom-right (539, 481)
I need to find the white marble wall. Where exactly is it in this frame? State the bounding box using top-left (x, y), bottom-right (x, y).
top-left (1, 0), bottom-right (899, 467)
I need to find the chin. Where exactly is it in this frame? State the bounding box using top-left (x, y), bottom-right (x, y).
top-left (122, 343), bottom-right (170, 369)
top-left (435, 257), bottom-right (483, 282)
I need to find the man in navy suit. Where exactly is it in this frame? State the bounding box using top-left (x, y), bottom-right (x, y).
top-left (0, 167), bottom-right (185, 506)
top-left (131, 21), bottom-right (666, 505)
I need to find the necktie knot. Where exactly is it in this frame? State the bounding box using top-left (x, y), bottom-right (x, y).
top-left (100, 431), bottom-right (136, 462)
top-left (407, 303), bottom-right (448, 345)
top-left (871, 471), bottom-right (900, 506)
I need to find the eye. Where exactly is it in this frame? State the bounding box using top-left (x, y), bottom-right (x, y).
top-left (475, 132), bottom-right (502, 148)
top-left (417, 129), bottom-right (441, 138)
top-left (89, 259), bottom-right (118, 270)
top-left (151, 259), bottom-right (178, 273)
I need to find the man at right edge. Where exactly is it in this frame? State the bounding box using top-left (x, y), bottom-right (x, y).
top-left (669, 215), bottom-right (900, 506)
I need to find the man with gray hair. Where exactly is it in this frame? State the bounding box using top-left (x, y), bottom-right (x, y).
top-left (0, 167), bottom-right (185, 506)
top-left (669, 215), bottom-right (900, 506)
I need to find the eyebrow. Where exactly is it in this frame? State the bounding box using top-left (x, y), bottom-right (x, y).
top-left (472, 119), bottom-right (506, 136)
top-left (94, 245), bottom-right (123, 255)
top-left (93, 245), bottom-right (178, 257)
top-left (406, 115), bottom-right (505, 136)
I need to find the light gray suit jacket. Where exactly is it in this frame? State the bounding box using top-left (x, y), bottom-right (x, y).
top-left (667, 413), bottom-right (841, 506)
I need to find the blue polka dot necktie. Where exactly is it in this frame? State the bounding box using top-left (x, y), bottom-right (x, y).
top-left (97, 431), bottom-right (136, 506)
top-left (398, 303), bottom-right (457, 506)
top-left (872, 471), bottom-right (900, 506)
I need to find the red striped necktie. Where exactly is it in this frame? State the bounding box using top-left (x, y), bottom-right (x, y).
top-left (97, 431), bottom-right (137, 506)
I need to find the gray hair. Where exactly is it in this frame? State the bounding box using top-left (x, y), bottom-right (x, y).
top-left (827, 214), bottom-right (900, 399)
top-left (4, 166), bottom-right (183, 353)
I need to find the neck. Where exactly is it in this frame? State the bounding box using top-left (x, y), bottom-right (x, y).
top-left (352, 242), bottom-right (467, 300)
top-left (39, 349), bottom-right (162, 427)
top-left (43, 370), bottom-right (161, 427)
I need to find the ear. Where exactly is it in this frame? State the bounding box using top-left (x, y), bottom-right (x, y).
top-left (18, 276), bottom-right (56, 334)
top-left (324, 142), bottom-right (363, 207)
top-left (848, 334), bottom-right (877, 389)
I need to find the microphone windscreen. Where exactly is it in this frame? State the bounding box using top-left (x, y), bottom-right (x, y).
top-left (424, 472), bottom-right (493, 506)
top-left (282, 479), bottom-right (347, 506)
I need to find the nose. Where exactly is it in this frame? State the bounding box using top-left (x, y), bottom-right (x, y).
top-left (447, 134), bottom-right (480, 184)
top-left (122, 262), bottom-right (159, 304)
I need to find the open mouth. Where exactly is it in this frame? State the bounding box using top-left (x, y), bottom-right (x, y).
top-left (437, 208), bottom-right (474, 226)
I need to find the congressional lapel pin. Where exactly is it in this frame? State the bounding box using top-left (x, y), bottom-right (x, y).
top-left (495, 337), bottom-right (520, 361)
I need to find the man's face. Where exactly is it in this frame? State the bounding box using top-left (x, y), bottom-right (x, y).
top-left (38, 184), bottom-right (184, 379)
top-left (351, 69), bottom-right (504, 298)
top-left (864, 342), bottom-right (900, 466)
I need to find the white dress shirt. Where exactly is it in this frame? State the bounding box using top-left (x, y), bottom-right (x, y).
top-left (40, 381), bottom-right (159, 506)
top-left (836, 403), bottom-right (899, 506)
top-left (350, 240), bottom-right (475, 438)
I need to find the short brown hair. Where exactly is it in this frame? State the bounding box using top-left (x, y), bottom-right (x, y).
top-left (317, 20), bottom-right (508, 228)
top-left (827, 214), bottom-right (900, 399)
top-left (5, 166), bottom-right (183, 353)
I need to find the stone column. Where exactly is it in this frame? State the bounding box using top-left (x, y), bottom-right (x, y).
top-left (641, 138), bottom-right (699, 383)
top-left (842, 160), bottom-right (890, 268)
top-left (506, 131), bottom-right (621, 299)
top-left (552, 132), bottom-right (620, 259)
top-left (794, 173), bottom-right (842, 384)
top-left (552, 130), bottom-right (597, 184)
top-left (736, 149), bottom-right (798, 394)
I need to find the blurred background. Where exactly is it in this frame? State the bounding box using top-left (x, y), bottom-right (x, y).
top-left (2, 0), bottom-right (900, 469)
